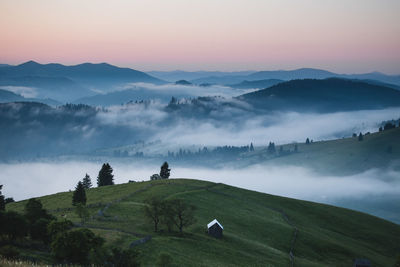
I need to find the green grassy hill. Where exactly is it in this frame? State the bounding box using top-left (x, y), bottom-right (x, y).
top-left (6, 179), bottom-right (400, 266)
top-left (250, 127), bottom-right (400, 176)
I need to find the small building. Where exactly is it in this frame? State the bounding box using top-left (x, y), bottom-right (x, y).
top-left (207, 219), bottom-right (223, 238)
top-left (353, 258), bottom-right (371, 267)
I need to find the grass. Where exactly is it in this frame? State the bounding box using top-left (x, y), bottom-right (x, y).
top-left (260, 127), bottom-right (400, 175)
top-left (6, 178), bottom-right (400, 267)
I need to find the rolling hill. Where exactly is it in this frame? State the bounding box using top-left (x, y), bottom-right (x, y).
top-left (238, 78), bottom-right (400, 112)
top-left (0, 61), bottom-right (165, 102)
top-left (6, 179), bottom-right (400, 266)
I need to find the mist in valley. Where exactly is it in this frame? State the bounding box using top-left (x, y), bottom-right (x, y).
top-left (2, 161), bottom-right (400, 223)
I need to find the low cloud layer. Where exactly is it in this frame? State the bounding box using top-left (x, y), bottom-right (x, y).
top-left (98, 104), bottom-right (400, 150)
top-left (0, 85), bottom-right (38, 98)
top-left (120, 82), bottom-right (255, 98)
top-left (2, 161), bottom-right (399, 204)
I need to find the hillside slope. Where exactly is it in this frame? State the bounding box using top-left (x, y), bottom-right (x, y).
top-left (7, 179), bottom-right (400, 266)
top-left (238, 78), bottom-right (400, 112)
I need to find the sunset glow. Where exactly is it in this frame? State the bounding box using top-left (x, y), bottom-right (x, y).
top-left (1, 0), bottom-right (399, 73)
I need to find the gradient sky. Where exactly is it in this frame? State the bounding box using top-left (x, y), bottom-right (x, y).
top-left (1, 0), bottom-right (399, 73)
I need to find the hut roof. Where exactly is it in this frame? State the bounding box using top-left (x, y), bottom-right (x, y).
top-left (207, 219), bottom-right (223, 230)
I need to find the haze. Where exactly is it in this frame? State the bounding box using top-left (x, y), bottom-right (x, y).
top-left (1, 0), bottom-right (400, 73)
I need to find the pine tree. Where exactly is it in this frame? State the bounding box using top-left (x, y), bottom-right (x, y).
top-left (160, 162), bottom-right (171, 179)
top-left (72, 181), bottom-right (87, 206)
top-left (358, 132), bottom-right (363, 141)
top-left (97, 163), bottom-right (114, 186)
top-left (82, 174), bottom-right (92, 189)
top-left (267, 142), bottom-right (276, 154)
top-left (0, 185), bottom-right (5, 211)
top-left (249, 143), bottom-right (254, 152)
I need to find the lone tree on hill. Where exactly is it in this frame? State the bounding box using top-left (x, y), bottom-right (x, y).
top-left (358, 132), bottom-right (363, 141)
top-left (82, 173), bottom-right (92, 189)
top-left (97, 163), bottom-right (114, 186)
top-left (0, 185), bottom-right (5, 211)
top-left (72, 181), bottom-right (87, 206)
top-left (168, 199), bottom-right (196, 233)
top-left (143, 197), bottom-right (163, 232)
top-left (160, 162), bottom-right (171, 179)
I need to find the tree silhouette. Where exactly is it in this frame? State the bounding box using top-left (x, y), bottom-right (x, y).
top-left (82, 173), bottom-right (92, 189)
top-left (143, 197), bottom-right (163, 232)
top-left (72, 181), bottom-right (87, 206)
top-left (250, 143), bottom-right (254, 152)
top-left (0, 185), bottom-right (5, 211)
top-left (160, 162), bottom-right (171, 179)
top-left (97, 163), bottom-right (114, 186)
top-left (267, 142), bottom-right (276, 154)
top-left (358, 132), bottom-right (363, 141)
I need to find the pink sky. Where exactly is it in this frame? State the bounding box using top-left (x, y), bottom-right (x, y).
top-left (1, 0), bottom-right (399, 73)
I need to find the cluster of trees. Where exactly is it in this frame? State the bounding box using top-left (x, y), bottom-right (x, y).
top-left (150, 162), bottom-right (171, 180)
top-left (0, 197), bottom-right (139, 265)
top-left (379, 121), bottom-right (398, 132)
top-left (144, 198), bottom-right (196, 233)
top-left (166, 145), bottom-right (255, 160)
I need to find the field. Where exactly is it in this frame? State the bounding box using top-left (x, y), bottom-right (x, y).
top-left (6, 177), bottom-right (400, 266)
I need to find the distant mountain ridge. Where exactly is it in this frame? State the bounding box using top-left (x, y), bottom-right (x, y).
top-left (0, 61), bottom-right (163, 84)
top-left (190, 68), bottom-right (400, 86)
top-left (238, 78), bottom-right (400, 112)
top-left (0, 61), bottom-right (165, 102)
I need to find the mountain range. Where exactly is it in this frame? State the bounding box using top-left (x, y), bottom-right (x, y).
top-left (0, 61), bottom-right (165, 101)
top-left (189, 68), bottom-right (400, 86)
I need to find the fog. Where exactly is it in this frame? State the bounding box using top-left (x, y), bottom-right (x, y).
top-left (120, 82), bottom-right (255, 98)
top-left (98, 104), bottom-right (400, 148)
top-left (1, 161), bottom-right (399, 222)
top-left (0, 85), bottom-right (38, 98)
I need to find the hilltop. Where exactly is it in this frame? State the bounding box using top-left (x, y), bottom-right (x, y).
top-left (6, 179), bottom-right (400, 266)
top-left (238, 78), bottom-right (400, 112)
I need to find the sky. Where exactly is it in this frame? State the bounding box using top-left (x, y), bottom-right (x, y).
top-left (1, 0), bottom-right (399, 73)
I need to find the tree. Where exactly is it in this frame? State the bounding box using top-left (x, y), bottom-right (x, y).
top-left (0, 185), bottom-right (5, 211)
top-left (82, 173), bottom-right (92, 189)
top-left (143, 198), bottom-right (163, 232)
top-left (75, 203), bottom-right (90, 224)
top-left (47, 219), bottom-right (73, 240)
top-left (160, 162), bottom-right (171, 179)
top-left (97, 163), bottom-right (114, 186)
top-left (358, 132), bottom-right (363, 141)
top-left (72, 181), bottom-right (87, 206)
top-left (24, 198), bottom-right (53, 224)
top-left (306, 138), bottom-right (310, 144)
top-left (5, 198), bottom-right (14, 204)
top-left (267, 142), bottom-right (276, 154)
top-left (150, 174), bottom-right (161, 180)
top-left (51, 228), bottom-right (104, 265)
top-left (0, 210), bottom-right (28, 241)
top-left (30, 218), bottom-right (52, 244)
top-left (249, 143), bottom-right (254, 152)
top-left (168, 199), bottom-right (196, 233)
